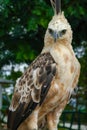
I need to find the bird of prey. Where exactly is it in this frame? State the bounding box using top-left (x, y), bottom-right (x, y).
top-left (7, 0), bottom-right (80, 130)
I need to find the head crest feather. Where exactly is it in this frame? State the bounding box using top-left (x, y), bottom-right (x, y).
top-left (50, 0), bottom-right (61, 14)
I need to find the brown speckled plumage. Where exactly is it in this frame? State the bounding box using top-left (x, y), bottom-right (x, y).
top-left (8, 53), bottom-right (56, 130)
top-left (7, 0), bottom-right (80, 130)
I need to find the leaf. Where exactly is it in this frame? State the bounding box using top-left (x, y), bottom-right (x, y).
top-left (0, 30), bottom-right (5, 37)
top-left (27, 17), bottom-right (38, 31)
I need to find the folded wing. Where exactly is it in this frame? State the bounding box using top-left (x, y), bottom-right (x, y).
top-left (7, 52), bottom-right (56, 130)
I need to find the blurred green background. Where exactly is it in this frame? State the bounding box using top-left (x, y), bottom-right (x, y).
top-left (0, 0), bottom-right (87, 129)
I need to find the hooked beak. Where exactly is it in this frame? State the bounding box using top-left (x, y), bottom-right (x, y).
top-left (48, 28), bottom-right (62, 42)
top-left (53, 31), bottom-right (61, 42)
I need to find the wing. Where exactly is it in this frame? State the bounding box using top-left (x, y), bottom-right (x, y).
top-left (7, 52), bottom-right (56, 130)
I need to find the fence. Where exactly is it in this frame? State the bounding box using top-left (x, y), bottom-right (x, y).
top-left (59, 110), bottom-right (87, 130)
top-left (0, 79), bottom-right (14, 122)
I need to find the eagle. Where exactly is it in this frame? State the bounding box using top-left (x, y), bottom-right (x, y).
top-left (7, 0), bottom-right (80, 130)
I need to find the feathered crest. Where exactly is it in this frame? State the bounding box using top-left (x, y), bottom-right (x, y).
top-left (50, 0), bottom-right (61, 14)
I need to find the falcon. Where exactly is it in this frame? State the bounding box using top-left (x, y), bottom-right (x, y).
top-left (7, 0), bottom-right (80, 130)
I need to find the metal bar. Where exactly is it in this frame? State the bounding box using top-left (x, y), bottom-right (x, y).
top-left (78, 110), bottom-right (81, 130)
top-left (0, 84), bottom-right (2, 119)
top-left (0, 79), bottom-right (14, 85)
top-left (0, 85), bottom-right (2, 109)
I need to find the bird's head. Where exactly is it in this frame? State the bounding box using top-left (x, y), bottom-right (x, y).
top-left (44, 0), bottom-right (72, 46)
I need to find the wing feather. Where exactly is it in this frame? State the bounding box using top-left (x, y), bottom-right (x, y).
top-left (7, 52), bottom-right (56, 130)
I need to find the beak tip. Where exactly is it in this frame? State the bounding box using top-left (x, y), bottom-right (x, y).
top-left (53, 31), bottom-right (59, 42)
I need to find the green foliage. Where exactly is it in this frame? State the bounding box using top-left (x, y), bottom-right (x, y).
top-left (0, 0), bottom-right (87, 66)
top-left (6, 69), bottom-right (22, 81)
top-left (0, 0), bottom-right (53, 67)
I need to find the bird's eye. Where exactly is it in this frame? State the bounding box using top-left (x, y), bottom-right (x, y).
top-left (61, 29), bottom-right (67, 35)
top-left (48, 28), bottom-right (53, 34)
